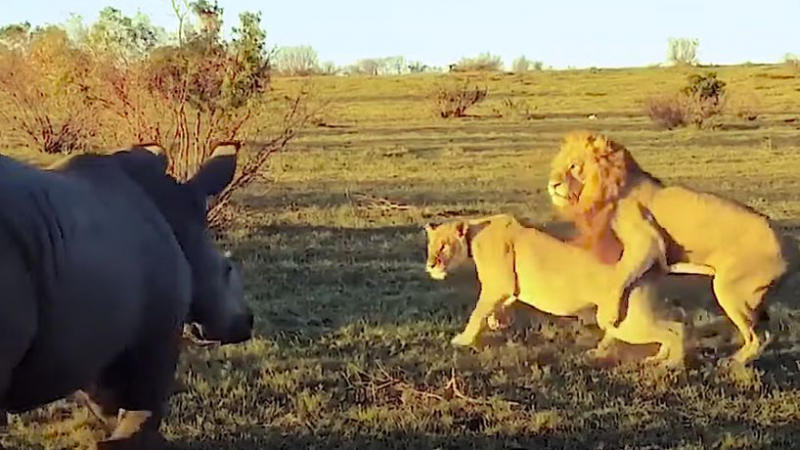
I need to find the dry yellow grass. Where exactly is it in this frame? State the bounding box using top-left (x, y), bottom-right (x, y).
top-left (4, 63), bottom-right (800, 450)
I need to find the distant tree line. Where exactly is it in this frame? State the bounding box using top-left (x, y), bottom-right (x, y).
top-left (272, 48), bottom-right (550, 77)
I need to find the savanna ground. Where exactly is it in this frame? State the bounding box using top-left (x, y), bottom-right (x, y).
top-left (5, 63), bottom-right (800, 450)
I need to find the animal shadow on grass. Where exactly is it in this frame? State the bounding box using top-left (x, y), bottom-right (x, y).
top-left (232, 222), bottom-right (487, 339)
top-left (167, 383), bottom-right (800, 450)
top-left (170, 431), bottom-right (623, 450)
top-left (233, 217), bottom-right (583, 337)
top-left (237, 181), bottom-right (503, 217)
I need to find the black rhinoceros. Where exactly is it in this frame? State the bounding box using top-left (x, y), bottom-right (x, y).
top-left (0, 141), bottom-right (254, 449)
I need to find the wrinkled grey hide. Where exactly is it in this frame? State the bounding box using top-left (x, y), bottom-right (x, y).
top-left (0, 142), bottom-right (253, 447)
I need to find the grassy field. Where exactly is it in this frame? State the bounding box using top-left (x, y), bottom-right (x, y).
top-left (5, 63), bottom-right (800, 450)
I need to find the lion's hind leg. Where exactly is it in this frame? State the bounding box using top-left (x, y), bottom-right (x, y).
top-left (712, 271), bottom-right (779, 365)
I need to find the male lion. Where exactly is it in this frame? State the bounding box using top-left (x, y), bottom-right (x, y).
top-left (423, 214), bottom-right (686, 367)
top-left (547, 130), bottom-right (800, 364)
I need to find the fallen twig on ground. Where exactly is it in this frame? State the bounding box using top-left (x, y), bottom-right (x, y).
top-left (349, 364), bottom-right (520, 407)
top-left (346, 190), bottom-right (411, 213)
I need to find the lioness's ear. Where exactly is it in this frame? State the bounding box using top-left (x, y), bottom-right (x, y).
top-left (423, 222), bottom-right (438, 233)
top-left (187, 141), bottom-right (241, 197)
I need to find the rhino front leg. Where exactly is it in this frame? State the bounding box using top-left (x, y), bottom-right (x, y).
top-left (74, 387), bottom-right (120, 433)
top-left (0, 249), bottom-right (38, 434)
top-left (93, 331), bottom-right (181, 450)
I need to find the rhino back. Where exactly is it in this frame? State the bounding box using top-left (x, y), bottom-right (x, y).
top-left (0, 155), bottom-right (191, 411)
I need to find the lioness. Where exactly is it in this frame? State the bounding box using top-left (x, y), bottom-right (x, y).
top-left (547, 130), bottom-right (800, 364)
top-left (424, 214), bottom-right (686, 366)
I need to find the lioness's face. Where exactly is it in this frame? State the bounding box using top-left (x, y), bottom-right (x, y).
top-left (547, 156), bottom-right (592, 208)
top-left (423, 221), bottom-right (470, 280)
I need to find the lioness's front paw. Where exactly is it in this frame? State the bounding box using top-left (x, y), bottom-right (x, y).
top-left (487, 311), bottom-right (513, 331)
top-left (450, 333), bottom-right (475, 347)
top-left (586, 348), bottom-right (611, 359)
top-left (596, 313), bottom-right (619, 330)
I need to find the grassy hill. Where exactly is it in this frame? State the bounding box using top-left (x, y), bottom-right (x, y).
top-left (5, 63), bottom-right (800, 450)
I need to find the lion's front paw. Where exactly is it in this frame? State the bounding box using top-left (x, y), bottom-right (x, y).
top-left (450, 333), bottom-right (475, 347)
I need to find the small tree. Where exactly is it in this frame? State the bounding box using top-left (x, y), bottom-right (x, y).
top-left (451, 52), bottom-right (504, 72)
top-left (0, 25), bottom-right (100, 153)
top-left (680, 72), bottom-right (726, 127)
top-left (784, 52), bottom-right (800, 73)
top-left (94, 7), bottom-right (269, 179)
top-left (383, 55), bottom-right (407, 75)
top-left (92, 6), bottom-right (321, 185)
top-left (274, 45), bottom-right (319, 76)
top-left (318, 60), bottom-right (338, 75)
top-left (666, 37), bottom-right (699, 66)
top-left (407, 60), bottom-right (430, 73)
top-left (353, 58), bottom-right (382, 75)
top-left (0, 22), bottom-right (33, 49)
top-left (512, 55), bottom-right (530, 73)
top-left (68, 7), bottom-right (167, 64)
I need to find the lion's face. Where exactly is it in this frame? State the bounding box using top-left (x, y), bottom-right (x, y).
top-left (547, 131), bottom-right (627, 213)
top-left (547, 157), bottom-right (593, 208)
top-left (547, 152), bottom-right (598, 208)
top-left (423, 221), bottom-right (470, 280)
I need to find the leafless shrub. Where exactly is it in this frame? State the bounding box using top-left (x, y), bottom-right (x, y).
top-left (494, 98), bottom-right (537, 120)
top-left (644, 94), bottom-right (686, 130)
top-left (430, 78), bottom-right (488, 118)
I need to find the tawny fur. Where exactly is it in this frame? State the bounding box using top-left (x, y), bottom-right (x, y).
top-left (547, 130), bottom-right (800, 364)
top-left (423, 214), bottom-right (686, 367)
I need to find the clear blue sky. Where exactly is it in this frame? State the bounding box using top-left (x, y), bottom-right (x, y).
top-left (4, 0), bottom-right (798, 69)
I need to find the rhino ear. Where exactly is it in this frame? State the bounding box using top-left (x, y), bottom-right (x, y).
top-left (46, 154), bottom-right (78, 171)
top-left (187, 141), bottom-right (240, 197)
